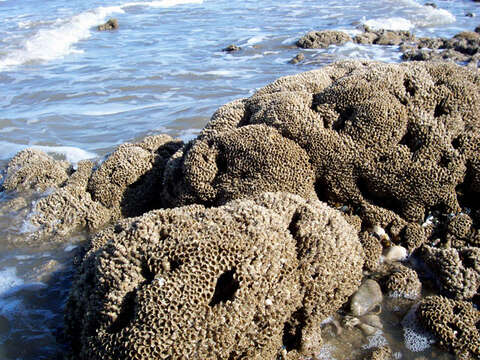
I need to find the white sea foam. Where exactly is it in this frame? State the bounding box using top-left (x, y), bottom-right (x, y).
top-left (0, 0), bottom-right (203, 70)
top-left (0, 141), bottom-right (97, 164)
top-left (401, 304), bottom-right (436, 352)
top-left (362, 0), bottom-right (455, 31)
top-left (363, 17), bottom-right (415, 31)
top-left (0, 267), bottom-right (23, 297)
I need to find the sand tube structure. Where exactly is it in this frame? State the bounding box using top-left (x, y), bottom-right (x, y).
top-left (2, 60), bottom-right (480, 359)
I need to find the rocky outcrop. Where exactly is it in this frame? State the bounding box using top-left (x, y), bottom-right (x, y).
top-left (2, 149), bottom-right (71, 192)
top-left (296, 30), bottom-right (352, 49)
top-left (97, 18), bottom-right (118, 31)
top-left (66, 192), bottom-right (364, 360)
top-left (1, 135), bottom-right (181, 242)
top-left (163, 61), bottom-right (480, 253)
top-left (354, 28), bottom-right (415, 46)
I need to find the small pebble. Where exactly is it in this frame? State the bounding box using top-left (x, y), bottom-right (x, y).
top-left (359, 323), bottom-right (377, 336)
top-left (383, 246), bottom-right (408, 262)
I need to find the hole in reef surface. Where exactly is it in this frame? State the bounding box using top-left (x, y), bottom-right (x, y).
top-left (434, 99), bottom-right (449, 118)
top-left (282, 308), bottom-right (306, 352)
top-left (399, 128), bottom-right (422, 153)
top-left (439, 153), bottom-right (451, 168)
top-left (141, 261), bottom-right (155, 284)
top-left (447, 322), bottom-right (462, 339)
top-left (108, 290), bottom-right (137, 333)
top-left (452, 305), bottom-right (463, 316)
top-left (314, 177), bottom-right (331, 203)
top-left (209, 269), bottom-right (239, 306)
top-left (333, 106), bottom-right (355, 131)
top-left (357, 176), bottom-right (402, 214)
top-left (404, 78), bottom-right (416, 97)
top-left (452, 136), bottom-right (462, 150)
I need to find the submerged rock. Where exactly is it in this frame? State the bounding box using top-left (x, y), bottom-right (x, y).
top-left (289, 52), bottom-right (305, 64)
top-left (350, 279), bottom-right (382, 317)
top-left (66, 192), bottom-right (364, 360)
top-left (296, 30), bottom-right (352, 49)
top-left (222, 44), bottom-right (241, 52)
top-left (97, 18), bottom-right (118, 31)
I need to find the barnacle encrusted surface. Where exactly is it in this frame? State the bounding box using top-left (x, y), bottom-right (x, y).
top-left (416, 296), bottom-right (480, 358)
top-left (66, 192), bottom-right (364, 360)
top-left (383, 265), bottom-right (421, 300)
top-left (1, 135), bottom-right (182, 243)
top-left (2, 148), bottom-right (71, 192)
top-left (421, 245), bottom-right (480, 300)
top-left (163, 60), bottom-right (480, 247)
top-left (88, 134), bottom-right (183, 218)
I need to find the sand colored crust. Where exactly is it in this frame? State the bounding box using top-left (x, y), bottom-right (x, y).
top-left (66, 192), bottom-right (363, 360)
top-left (383, 265), bottom-right (421, 300)
top-left (29, 160), bottom-right (112, 240)
top-left (164, 60), bottom-right (480, 247)
top-left (421, 246), bottom-right (480, 300)
top-left (296, 30), bottom-right (352, 49)
top-left (2, 148), bottom-right (71, 192)
top-left (416, 296), bottom-right (480, 358)
top-left (88, 134), bottom-right (183, 219)
top-left (360, 231), bottom-right (383, 272)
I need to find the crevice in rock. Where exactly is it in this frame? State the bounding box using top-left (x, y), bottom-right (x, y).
top-left (333, 106), bottom-right (354, 131)
top-left (357, 176), bottom-right (402, 214)
top-left (108, 290), bottom-right (137, 333)
top-left (404, 78), bottom-right (416, 97)
top-left (209, 269), bottom-right (239, 306)
top-left (399, 127), bottom-right (423, 153)
top-left (282, 307), bottom-right (306, 352)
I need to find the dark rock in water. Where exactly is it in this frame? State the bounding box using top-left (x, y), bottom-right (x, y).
top-left (466, 12), bottom-right (475, 18)
top-left (296, 30), bottom-right (352, 49)
top-left (424, 2), bottom-right (437, 8)
top-left (66, 192), bottom-right (364, 360)
top-left (289, 52), bottom-right (305, 64)
top-left (417, 296), bottom-right (480, 359)
top-left (97, 18), bottom-right (119, 31)
top-left (222, 44), bottom-right (241, 52)
top-left (353, 28), bottom-right (415, 46)
top-left (476, 25), bottom-right (480, 33)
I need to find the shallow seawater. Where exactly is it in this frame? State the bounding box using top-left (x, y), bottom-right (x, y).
top-left (0, 0), bottom-right (478, 358)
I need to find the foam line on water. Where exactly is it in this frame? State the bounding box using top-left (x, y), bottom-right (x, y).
top-left (362, 0), bottom-right (455, 31)
top-left (0, 0), bottom-right (203, 71)
top-left (0, 141), bottom-right (97, 164)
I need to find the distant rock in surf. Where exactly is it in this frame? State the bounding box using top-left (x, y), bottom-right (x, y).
top-left (289, 52), bottom-right (305, 64)
top-left (296, 30), bottom-right (352, 49)
top-left (222, 44), bottom-right (241, 52)
top-left (97, 18), bottom-right (119, 31)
